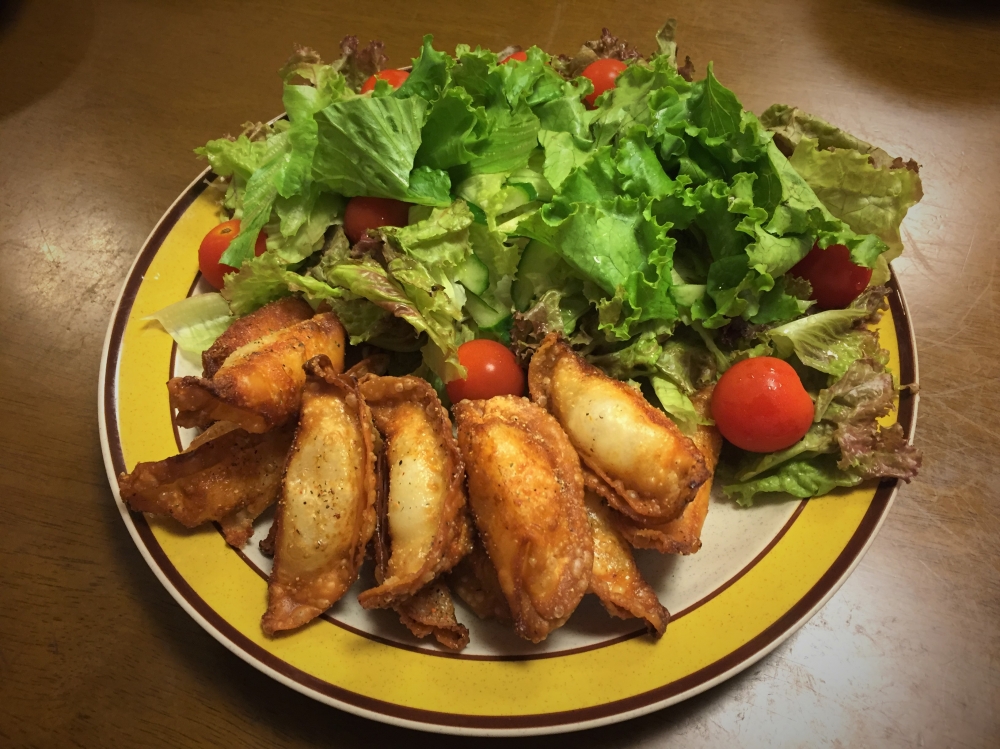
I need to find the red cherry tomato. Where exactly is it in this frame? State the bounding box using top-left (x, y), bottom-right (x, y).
top-left (342, 197), bottom-right (410, 244)
top-left (581, 58), bottom-right (627, 108)
top-left (198, 219), bottom-right (267, 290)
top-left (711, 356), bottom-right (815, 453)
top-left (445, 339), bottom-right (525, 403)
top-left (789, 243), bottom-right (873, 310)
top-left (502, 50), bottom-right (528, 64)
top-left (360, 69), bottom-right (410, 94)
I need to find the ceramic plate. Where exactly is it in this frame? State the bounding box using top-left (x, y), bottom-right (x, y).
top-left (98, 169), bottom-right (919, 736)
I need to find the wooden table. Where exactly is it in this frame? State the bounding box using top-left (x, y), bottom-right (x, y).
top-left (2, 0), bottom-right (997, 745)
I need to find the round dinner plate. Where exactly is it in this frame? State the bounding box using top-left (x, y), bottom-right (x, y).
top-left (99, 169), bottom-right (919, 736)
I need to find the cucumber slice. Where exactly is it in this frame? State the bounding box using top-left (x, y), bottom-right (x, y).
top-left (511, 240), bottom-right (561, 311)
top-left (456, 253), bottom-right (489, 296)
top-left (465, 291), bottom-right (512, 332)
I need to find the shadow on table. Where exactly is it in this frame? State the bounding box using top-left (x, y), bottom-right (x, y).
top-left (806, 0), bottom-right (1000, 103)
top-left (892, 0), bottom-right (1000, 18)
top-left (0, 0), bottom-right (95, 120)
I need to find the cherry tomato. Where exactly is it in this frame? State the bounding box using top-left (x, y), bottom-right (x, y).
top-left (581, 58), bottom-right (627, 108)
top-left (711, 356), bottom-right (814, 453)
top-left (789, 243), bottom-right (873, 310)
top-left (198, 219), bottom-right (267, 290)
top-left (360, 69), bottom-right (410, 94)
top-left (342, 197), bottom-right (410, 244)
top-left (502, 50), bottom-right (528, 64)
top-left (445, 339), bottom-right (525, 403)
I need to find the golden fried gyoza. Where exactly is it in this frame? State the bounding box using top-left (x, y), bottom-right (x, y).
top-left (357, 375), bottom-right (471, 610)
top-left (169, 312), bottom-right (346, 433)
top-left (584, 490), bottom-right (669, 637)
top-left (449, 535), bottom-right (512, 622)
top-left (261, 355), bottom-right (378, 636)
top-left (118, 421), bottom-right (294, 546)
top-left (454, 396), bottom-right (592, 643)
top-left (528, 334), bottom-right (708, 523)
top-left (393, 580), bottom-right (470, 651)
top-left (202, 297), bottom-right (313, 378)
top-left (611, 387), bottom-right (722, 554)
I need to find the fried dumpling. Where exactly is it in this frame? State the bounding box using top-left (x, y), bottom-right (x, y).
top-left (169, 312), bottom-right (346, 433)
top-left (393, 580), bottom-right (470, 651)
top-left (454, 396), bottom-right (592, 643)
top-left (585, 490), bottom-right (669, 637)
top-left (202, 297), bottom-right (313, 378)
top-left (118, 422), bottom-right (294, 546)
top-left (528, 334), bottom-right (708, 523)
top-left (357, 375), bottom-right (471, 610)
top-left (611, 387), bottom-right (722, 554)
top-left (261, 355), bottom-right (378, 635)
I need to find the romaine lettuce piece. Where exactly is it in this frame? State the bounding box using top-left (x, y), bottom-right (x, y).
top-left (145, 293), bottom-right (234, 353)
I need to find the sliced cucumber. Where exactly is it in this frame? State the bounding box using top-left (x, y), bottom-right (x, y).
top-left (465, 291), bottom-right (512, 333)
top-left (456, 253), bottom-right (489, 296)
top-left (511, 240), bottom-right (561, 311)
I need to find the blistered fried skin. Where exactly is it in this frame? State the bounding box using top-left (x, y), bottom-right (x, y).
top-left (393, 580), bottom-right (470, 651)
top-left (357, 375), bottom-right (472, 610)
top-left (261, 356), bottom-right (378, 635)
top-left (612, 387), bottom-right (722, 554)
top-left (202, 297), bottom-right (313, 378)
top-left (169, 312), bottom-right (346, 433)
top-left (585, 490), bottom-right (668, 637)
top-left (117, 423), bottom-right (294, 544)
top-left (449, 535), bottom-right (512, 622)
top-left (454, 396), bottom-right (592, 643)
top-left (529, 334), bottom-right (708, 523)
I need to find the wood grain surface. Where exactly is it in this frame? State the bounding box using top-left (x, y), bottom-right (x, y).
top-left (1, 0), bottom-right (998, 746)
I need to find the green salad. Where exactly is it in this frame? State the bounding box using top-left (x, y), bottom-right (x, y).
top-left (157, 22), bottom-right (922, 505)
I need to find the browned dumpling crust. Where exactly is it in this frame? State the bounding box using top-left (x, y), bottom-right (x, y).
top-left (261, 356), bottom-right (378, 636)
top-left (118, 422), bottom-right (294, 545)
top-left (357, 375), bottom-right (472, 611)
top-left (584, 490), bottom-right (669, 638)
top-left (169, 312), bottom-right (346, 433)
top-left (202, 297), bottom-right (313, 379)
top-left (448, 534), bottom-right (512, 622)
top-left (611, 387), bottom-right (722, 554)
top-left (454, 396), bottom-right (592, 643)
top-left (393, 580), bottom-right (470, 651)
top-left (528, 334), bottom-right (708, 523)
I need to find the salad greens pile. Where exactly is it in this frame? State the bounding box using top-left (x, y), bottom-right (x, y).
top-left (165, 22), bottom-right (922, 505)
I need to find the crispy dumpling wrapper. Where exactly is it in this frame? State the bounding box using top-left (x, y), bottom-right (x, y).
top-left (393, 580), bottom-right (470, 651)
top-left (585, 490), bottom-right (669, 637)
top-left (454, 396), bottom-right (592, 643)
top-left (611, 387), bottom-right (722, 554)
top-left (529, 334), bottom-right (708, 523)
top-left (357, 375), bottom-right (472, 610)
top-left (118, 422), bottom-right (294, 546)
top-left (261, 355), bottom-right (378, 635)
top-left (170, 312), bottom-right (346, 433)
top-left (202, 297), bottom-right (313, 379)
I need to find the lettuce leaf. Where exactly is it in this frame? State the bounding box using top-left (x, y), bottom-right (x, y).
top-left (650, 376), bottom-right (710, 435)
top-left (787, 137), bottom-right (923, 284)
top-left (394, 35), bottom-right (452, 103)
top-left (221, 251), bottom-right (294, 316)
top-left (312, 96), bottom-right (431, 199)
top-left (760, 105), bottom-right (922, 284)
top-left (145, 292), bottom-right (234, 353)
top-left (723, 455), bottom-right (863, 507)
